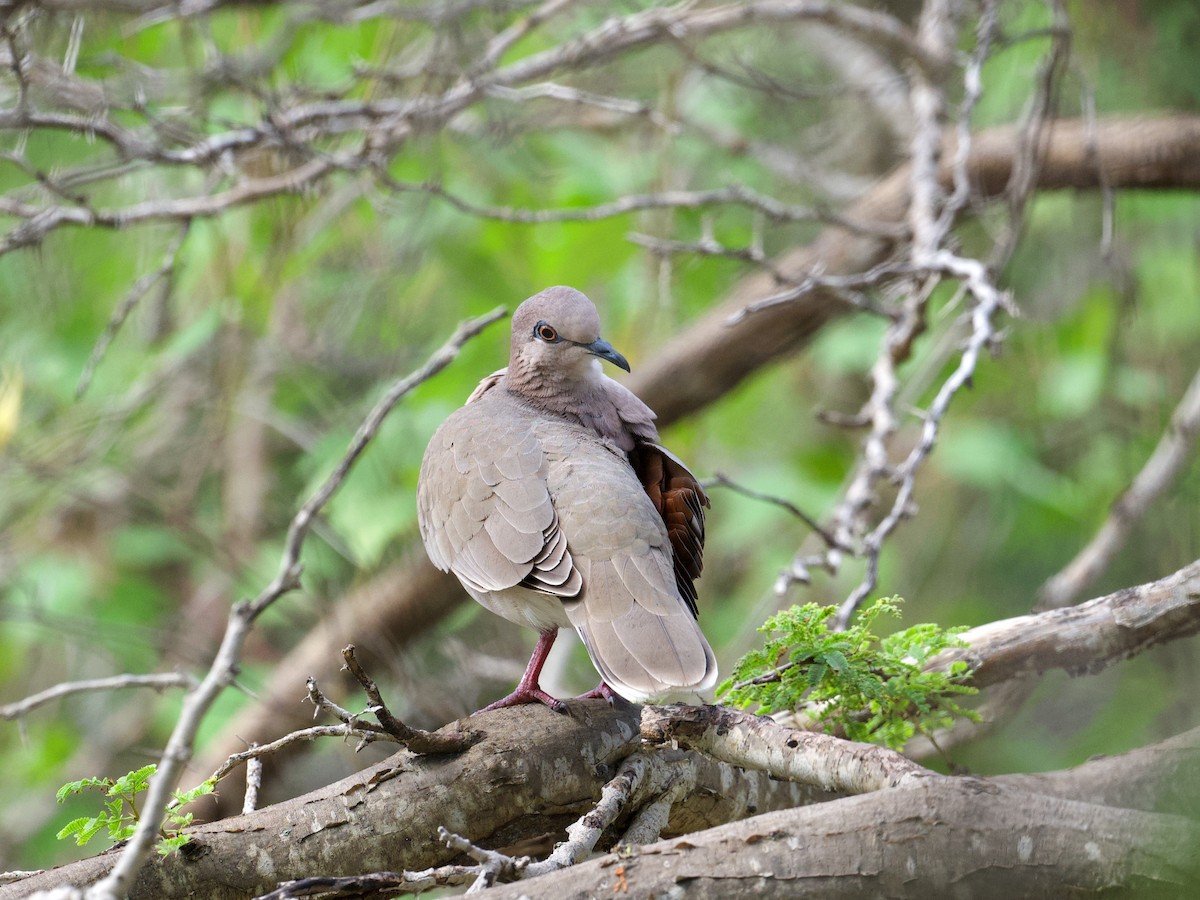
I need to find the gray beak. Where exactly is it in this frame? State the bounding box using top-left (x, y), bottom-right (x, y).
top-left (583, 338), bottom-right (631, 373)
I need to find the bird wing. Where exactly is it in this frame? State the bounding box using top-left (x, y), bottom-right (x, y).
top-left (537, 423), bottom-right (716, 698)
top-left (628, 442), bottom-right (709, 617)
top-left (417, 391), bottom-right (581, 600)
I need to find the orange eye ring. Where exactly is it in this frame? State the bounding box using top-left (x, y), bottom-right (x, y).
top-left (535, 322), bottom-right (559, 342)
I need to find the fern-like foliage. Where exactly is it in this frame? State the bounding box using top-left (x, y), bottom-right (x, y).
top-left (56, 764), bottom-right (216, 855)
top-left (718, 597), bottom-right (979, 750)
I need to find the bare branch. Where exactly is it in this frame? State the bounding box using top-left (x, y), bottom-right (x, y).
top-left (304, 676), bottom-right (387, 735)
top-left (705, 471), bottom-right (845, 555)
top-left (642, 705), bottom-right (934, 794)
top-left (523, 753), bottom-right (663, 878)
top-left (938, 558), bottom-right (1200, 688)
top-left (205, 724), bottom-right (394, 791)
top-left (617, 766), bottom-right (695, 846)
top-left (380, 178), bottom-right (866, 229)
top-left (481, 776), bottom-right (1200, 899)
top-left (1038, 367), bottom-right (1200, 609)
top-left (75, 222), bottom-right (191, 399)
top-left (834, 251), bottom-right (1011, 626)
top-left (437, 827), bottom-right (529, 893)
top-left (253, 865), bottom-right (475, 900)
top-left (474, 0), bottom-right (578, 75)
top-left (0, 673), bottom-right (195, 721)
top-left (340, 645), bottom-right (478, 755)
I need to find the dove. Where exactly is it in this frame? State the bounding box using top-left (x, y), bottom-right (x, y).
top-left (417, 286), bottom-right (716, 711)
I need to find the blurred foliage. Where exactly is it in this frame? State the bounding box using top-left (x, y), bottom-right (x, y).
top-left (1, 0), bottom-right (1199, 872)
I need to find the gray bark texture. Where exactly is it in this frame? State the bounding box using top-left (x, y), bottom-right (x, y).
top-left (485, 778), bottom-right (1200, 899)
top-left (7, 708), bottom-right (1198, 899)
top-left (3, 703), bottom-right (818, 899)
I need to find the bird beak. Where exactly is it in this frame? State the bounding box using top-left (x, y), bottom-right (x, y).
top-left (583, 338), bottom-right (631, 373)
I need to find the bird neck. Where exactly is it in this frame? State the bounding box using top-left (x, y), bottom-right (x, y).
top-left (503, 364), bottom-right (645, 452)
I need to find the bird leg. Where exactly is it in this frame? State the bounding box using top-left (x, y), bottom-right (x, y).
top-left (574, 683), bottom-right (620, 705)
top-left (478, 629), bottom-right (568, 714)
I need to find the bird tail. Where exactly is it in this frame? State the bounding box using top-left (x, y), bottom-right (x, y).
top-left (570, 605), bottom-right (718, 702)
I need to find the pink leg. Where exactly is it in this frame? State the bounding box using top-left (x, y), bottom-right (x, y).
top-left (478, 629), bottom-right (568, 714)
top-left (575, 682), bottom-right (620, 705)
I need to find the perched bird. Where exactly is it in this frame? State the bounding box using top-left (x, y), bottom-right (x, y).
top-left (417, 286), bottom-right (717, 711)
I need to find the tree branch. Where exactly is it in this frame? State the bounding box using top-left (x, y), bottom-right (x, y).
top-left (630, 115), bottom-right (1200, 427)
top-left (4, 702), bottom-right (816, 898)
top-left (937, 558), bottom-right (1200, 688)
top-left (482, 778), bottom-right (1200, 899)
top-left (642, 705), bottom-right (933, 793)
top-left (0, 673), bottom-right (195, 721)
top-left (1037, 365), bottom-right (1200, 609)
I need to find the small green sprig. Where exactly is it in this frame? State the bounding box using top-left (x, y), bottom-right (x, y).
top-left (56, 765), bottom-right (216, 855)
top-left (718, 597), bottom-right (979, 750)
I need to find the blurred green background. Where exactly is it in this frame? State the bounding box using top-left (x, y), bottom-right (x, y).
top-left (1, 0), bottom-right (1198, 872)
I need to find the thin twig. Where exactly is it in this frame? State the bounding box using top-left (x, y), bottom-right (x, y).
top-left (438, 826), bottom-right (530, 892)
top-left (706, 472), bottom-right (845, 552)
top-left (208, 725), bottom-right (398, 786)
top-left (75, 222), bottom-right (191, 399)
top-left (341, 645), bottom-right (478, 754)
top-left (305, 675), bottom-right (387, 733)
top-left (835, 253), bottom-right (1010, 627)
top-left (0, 673), bottom-right (195, 721)
top-left (1038, 366), bottom-right (1200, 610)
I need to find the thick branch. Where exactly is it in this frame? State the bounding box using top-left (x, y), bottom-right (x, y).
top-left (642, 705), bottom-right (932, 793)
top-left (12, 704), bottom-right (1198, 899)
top-left (5, 703), bottom-right (816, 899)
top-left (939, 558), bottom-right (1200, 687)
top-left (482, 779), bottom-right (1200, 899)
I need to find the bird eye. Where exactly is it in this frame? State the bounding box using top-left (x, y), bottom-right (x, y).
top-left (535, 322), bottom-right (559, 343)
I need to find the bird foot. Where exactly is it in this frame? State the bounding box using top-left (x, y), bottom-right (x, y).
top-left (574, 682), bottom-right (620, 706)
top-left (477, 685), bottom-right (568, 715)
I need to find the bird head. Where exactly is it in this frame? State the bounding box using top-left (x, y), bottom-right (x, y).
top-left (509, 286), bottom-right (630, 380)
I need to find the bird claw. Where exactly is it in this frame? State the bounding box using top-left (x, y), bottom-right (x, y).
top-left (574, 683), bottom-right (620, 706)
top-left (477, 685), bottom-right (569, 715)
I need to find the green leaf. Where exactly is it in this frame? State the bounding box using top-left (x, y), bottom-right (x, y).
top-left (718, 597), bottom-right (978, 751)
top-left (56, 815), bottom-right (108, 846)
top-left (173, 777), bottom-right (216, 806)
top-left (56, 816), bottom-right (94, 840)
top-left (56, 776), bottom-right (110, 802)
top-left (157, 833), bottom-right (191, 855)
top-left (823, 650), bottom-right (849, 673)
top-left (110, 764), bottom-right (157, 798)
